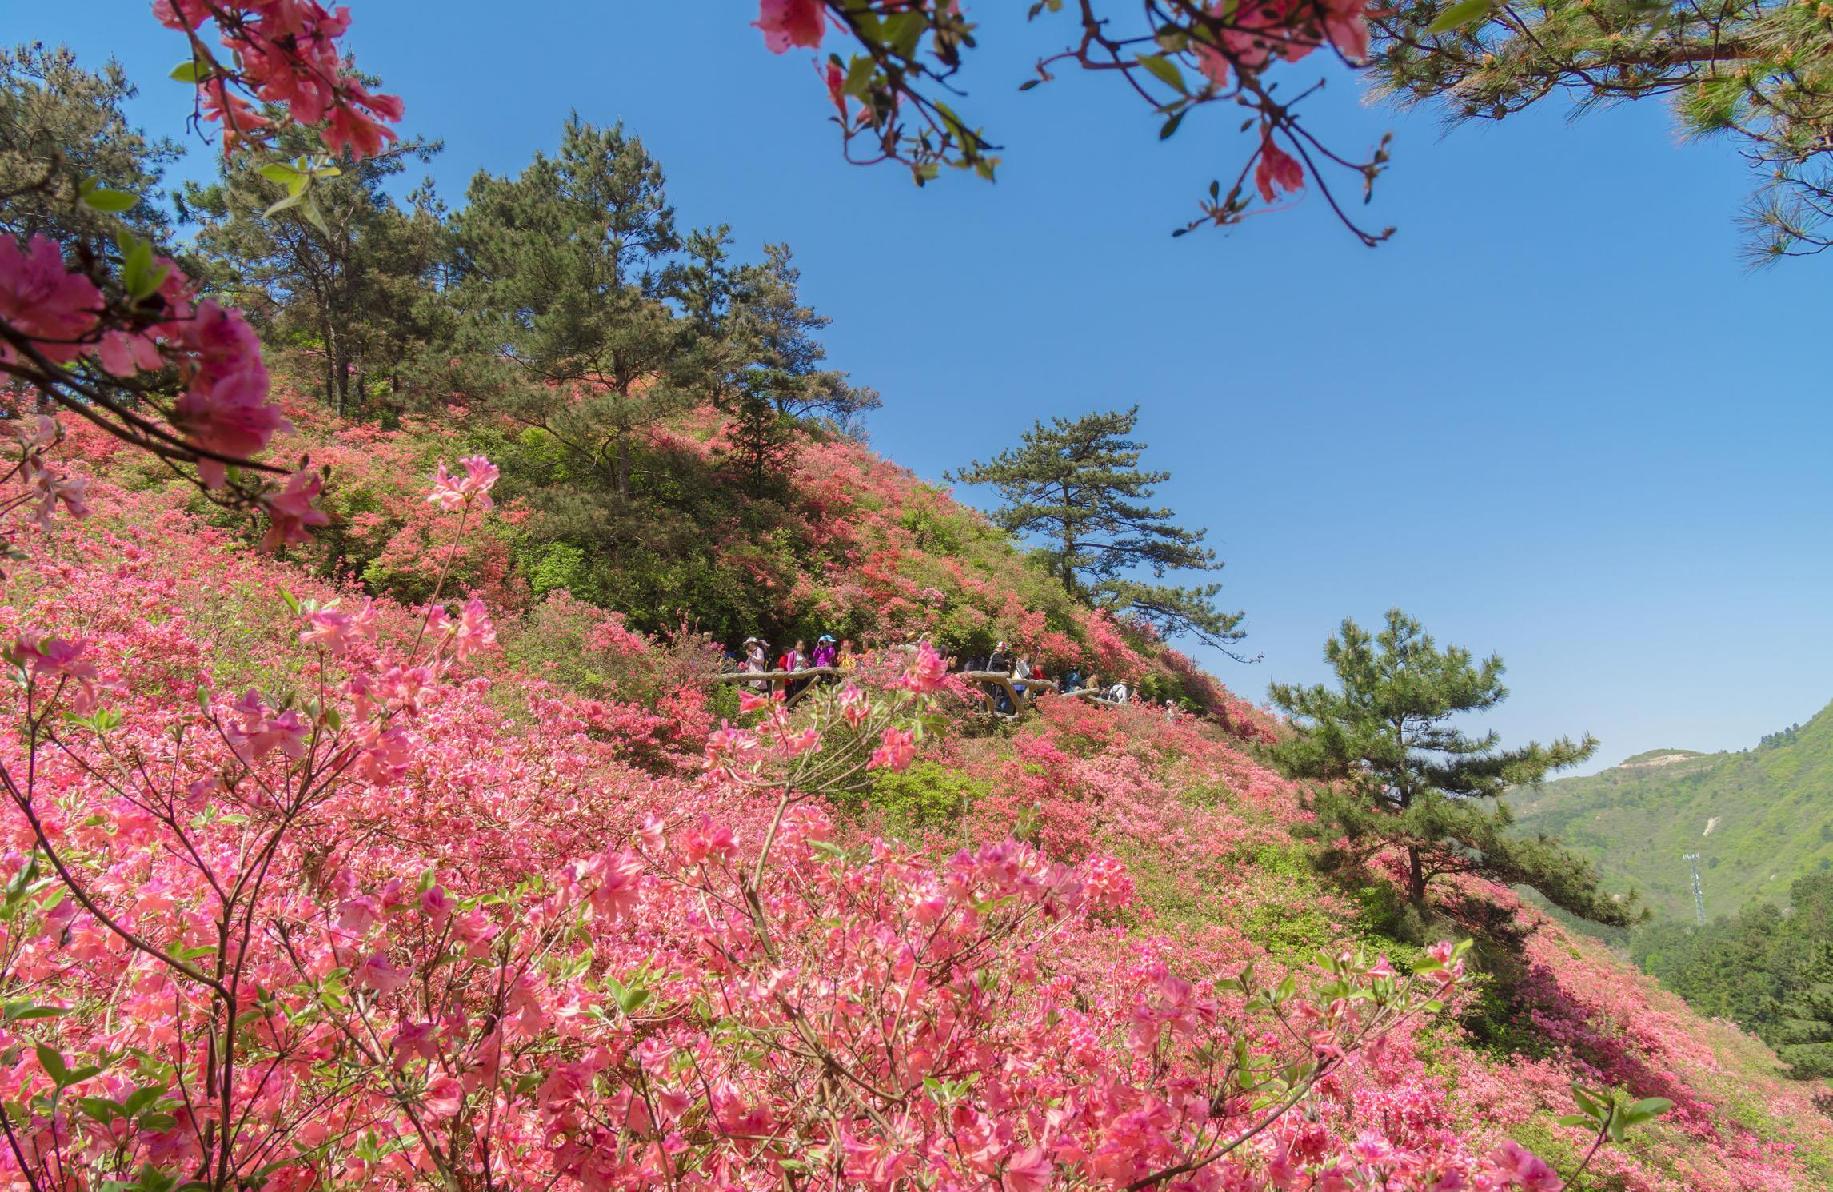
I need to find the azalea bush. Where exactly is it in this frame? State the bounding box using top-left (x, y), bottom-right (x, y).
top-left (0, 452), bottom-right (1518, 1191)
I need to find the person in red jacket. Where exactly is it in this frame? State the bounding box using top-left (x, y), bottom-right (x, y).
top-left (778, 639), bottom-right (812, 698)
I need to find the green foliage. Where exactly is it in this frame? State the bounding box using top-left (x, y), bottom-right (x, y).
top-left (1368, 0), bottom-right (1833, 256)
top-left (524, 542), bottom-right (596, 603)
top-left (179, 127), bottom-right (449, 418)
top-left (850, 760), bottom-right (988, 832)
top-left (0, 43), bottom-right (179, 246)
top-left (1631, 872), bottom-right (1833, 1079)
top-left (1508, 701), bottom-right (1833, 921)
top-left (1271, 609), bottom-right (1635, 925)
top-left (948, 405), bottom-right (1245, 656)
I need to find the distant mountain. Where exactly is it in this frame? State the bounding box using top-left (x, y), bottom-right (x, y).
top-left (1508, 703), bottom-right (1833, 921)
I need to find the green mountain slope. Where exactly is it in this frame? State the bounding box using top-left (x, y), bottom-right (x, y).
top-left (1508, 702), bottom-right (1833, 921)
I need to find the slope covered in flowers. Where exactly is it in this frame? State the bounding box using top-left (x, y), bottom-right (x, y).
top-left (211, 398), bottom-right (1264, 723)
top-left (0, 415), bottom-right (1828, 1190)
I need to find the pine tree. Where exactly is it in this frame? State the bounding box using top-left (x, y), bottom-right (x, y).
top-left (1775, 945), bottom-right (1833, 1079)
top-left (0, 43), bottom-right (179, 246)
top-left (179, 130), bottom-right (447, 416)
top-left (1269, 609), bottom-right (1639, 925)
top-left (452, 116), bottom-right (689, 503)
top-left (671, 234), bottom-right (875, 493)
top-left (948, 406), bottom-right (1245, 655)
top-left (732, 244), bottom-right (878, 431)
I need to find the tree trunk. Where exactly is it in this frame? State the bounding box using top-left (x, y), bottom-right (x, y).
top-left (1407, 846), bottom-right (1427, 908)
top-left (320, 331), bottom-right (337, 413)
top-left (615, 429), bottom-right (630, 503)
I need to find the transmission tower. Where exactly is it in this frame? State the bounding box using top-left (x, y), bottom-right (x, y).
top-left (1682, 853), bottom-right (1705, 926)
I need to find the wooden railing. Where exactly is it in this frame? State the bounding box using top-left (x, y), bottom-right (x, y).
top-left (711, 667), bottom-right (1124, 715)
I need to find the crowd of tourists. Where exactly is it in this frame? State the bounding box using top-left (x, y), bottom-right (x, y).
top-left (727, 631), bottom-right (1179, 717)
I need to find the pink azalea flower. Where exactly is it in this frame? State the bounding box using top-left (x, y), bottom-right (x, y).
top-left (868, 726), bottom-right (917, 772)
top-left (426, 454), bottom-right (499, 512)
top-left (588, 850), bottom-right (646, 921)
top-left (0, 235), bottom-right (101, 362)
top-left (1255, 131), bottom-right (1305, 203)
top-left (422, 1075), bottom-right (463, 1116)
top-left (1322, 0), bottom-right (1372, 60)
top-left (756, 0), bottom-right (825, 52)
top-left (31, 465), bottom-right (88, 528)
top-left (391, 1020), bottom-right (440, 1066)
top-left (1491, 1140), bottom-right (1560, 1192)
top-left (1002, 1144), bottom-right (1054, 1192)
top-left (9, 414), bottom-right (57, 451)
top-left (171, 301), bottom-right (285, 487)
top-left (419, 885), bottom-right (452, 922)
top-left (96, 329), bottom-right (164, 377)
top-left (299, 600), bottom-right (375, 654)
top-left (259, 468), bottom-right (329, 551)
top-left (903, 642), bottom-right (948, 693)
top-left (337, 895), bottom-right (381, 936)
top-left (11, 633), bottom-right (101, 712)
top-left (354, 950), bottom-right (410, 996)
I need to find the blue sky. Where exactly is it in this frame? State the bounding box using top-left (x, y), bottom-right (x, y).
top-left (36, 4), bottom-right (1833, 772)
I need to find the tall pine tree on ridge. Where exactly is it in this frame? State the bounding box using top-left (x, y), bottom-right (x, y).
top-left (948, 406), bottom-right (1249, 658)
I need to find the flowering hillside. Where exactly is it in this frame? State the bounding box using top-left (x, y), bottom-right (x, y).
top-left (0, 415), bottom-right (1828, 1190)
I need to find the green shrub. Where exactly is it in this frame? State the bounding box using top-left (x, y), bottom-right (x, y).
top-left (851, 761), bottom-right (989, 832)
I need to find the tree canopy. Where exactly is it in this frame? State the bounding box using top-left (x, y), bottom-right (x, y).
top-left (180, 129), bottom-right (447, 417)
top-left (1635, 872), bottom-right (1833, 1078)
top-left (0, 42), bottom-right (179, 247)
top-left (949, 406), bottom-right (1247, 657)
top-left (1270, 609), bottom-right (1638, 925)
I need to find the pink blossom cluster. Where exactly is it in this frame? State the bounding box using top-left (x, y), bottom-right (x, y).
top-left (153, 0), bottom-right (404, 158)
top-left (0, 234), bottom-right (317, 540)
top-left (3, 416), bottom-right (88, 534)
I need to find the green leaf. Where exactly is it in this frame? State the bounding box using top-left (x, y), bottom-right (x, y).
top-left (1622, 1096), bottom-right (1673, 1126)
top-left (1158, 110), bottom-right (1187, 141)
top-left (882, 12), bottom-right (926, 58)
top-left (1570, 1083), bottom-right (1606, 1121)
top-left (34, 1043), bottom-right (69, 1085)
top-left (169, 60), bottom-right (209, 84)
top-left (122, 1085), bottom-right (164, 1116)
top-left (843, 55), bottom-right (877, 99)
top-left (264, 191), bottom-right (306, 219)
top-left (300, 195), bottom-right (331, 237)
top-left (81, 189), bottom-right (138, 214)
top-left (258, 162), bottom-right (303, 186)
top-left (1555, 1114), bottom-right (1593, 1127)
top-left (4, 1002), bottom-right (66, 1023)
top-left (1136, 54), bottom-right (1188, 95)
top-left (1427, 0), bottom-right (1492, 33)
